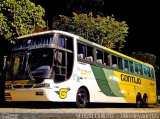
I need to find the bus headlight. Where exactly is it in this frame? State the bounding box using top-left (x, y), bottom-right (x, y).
top-left (5, 93), bottom-right (11, 96)
top-left (5, 85), bottom-right (12, 89)
top-left (34, 83), bottom-right (50, 88)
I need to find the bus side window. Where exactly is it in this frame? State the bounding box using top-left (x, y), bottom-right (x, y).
top-left (96, 50), bottom-right (103, 64)
top-left (139, 64), bottom-right (143, 75)
top-left (151, 68), bottom-right (155, 78)
top-left (134, 63), bottom-right (139, 75)
top-left (143, 66), bottom-right (151, 77)
top-left (148, 67), bottom-right (151, 77)
top-left (77, 43), bottom-right (86, 59)
top-left (111, 55), bottom-right (117, 68)
top-left (129, 61), bottom-right (134, 73)
top-left (104, 52), bottom-right (110, 66)
top-left (124, 59), bottom-right (129, 72)
top-left (86, 45), bottom-right (94, 62)
top-left (118, 57), bottom-right (123, 70)
top-left (143, 66), bottom-right (148, 77)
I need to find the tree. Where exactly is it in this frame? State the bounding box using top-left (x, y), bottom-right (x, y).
top-left (0, 13), bottom-right (9, 36)
top-left (131, 52), bottom-right (159, 70)
top-left (0, 0), bottom-right (46, 101)
top-left (52, 12), bottom-right (128, 50)
top-left (0, 0), bottom-right (46, 42)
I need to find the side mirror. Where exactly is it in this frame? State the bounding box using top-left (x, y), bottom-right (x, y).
top-left (54, 50), bottom-right (62, 65)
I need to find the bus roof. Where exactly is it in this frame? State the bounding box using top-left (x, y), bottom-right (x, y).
top-left (17, 30), bottom-right (79, 40)
top-left (17, 30), bottom-right (153, 67)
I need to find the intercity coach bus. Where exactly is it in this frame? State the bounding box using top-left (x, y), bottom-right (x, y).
top-left (4, 30), bottom-right (157, 108)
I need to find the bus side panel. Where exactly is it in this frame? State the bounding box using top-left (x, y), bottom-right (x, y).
top-left (89, 65), bottom-right (126, 103)
top-left (76, 62), bottom-right (126, 103)
top-left (113, 71), bottom-right (157, 104)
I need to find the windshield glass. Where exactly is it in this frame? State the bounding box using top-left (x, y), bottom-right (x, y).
top-left (6, 54), bottom-right (27, 80)
top-left (6, 49), bottom-right (53, 81)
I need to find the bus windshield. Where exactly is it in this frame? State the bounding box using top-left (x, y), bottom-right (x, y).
top-left (6, 49), bottom-right (53, 81)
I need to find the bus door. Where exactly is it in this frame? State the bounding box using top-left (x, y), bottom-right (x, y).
top-left (54, 49), bottom-right (67, 82)
top-left (53, 34), bottom-right (74, 83)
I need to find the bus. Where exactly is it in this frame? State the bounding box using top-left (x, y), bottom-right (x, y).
top-left (4, 30), bottom-right (157, 108)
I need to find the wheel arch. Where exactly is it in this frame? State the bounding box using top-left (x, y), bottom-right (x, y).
top-left (136, 92), bottom-right (142, 101)
top-left (143, 93), bottom-right (148, 99)
top-left (143, 93), bottom-right (148, 107)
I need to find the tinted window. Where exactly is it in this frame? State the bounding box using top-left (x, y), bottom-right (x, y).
top-left (104, 52), bottom-right (110, 66)
top-left (139, 64), bottom-right (143, 75)
top-left (135, 63), bottom-right (139, 75)
top-left (124, 60), bottom-right (129, 72)
top-left (86, 45), bottom-right (94, 62)
top-left (111, 55), bottom-right (117, 68)
top-left (96, 50), bottom-right (103, 64)
top-left (118, 57), bottom-right (123, 70)
top-left (143, 66), bottom-right (151, 77)
top-left (77, 43), bottom-right (86, 59)
top-left (129, 61), bottom-right (134, 73)
top-left (151, 68), bottom-right (155, 78)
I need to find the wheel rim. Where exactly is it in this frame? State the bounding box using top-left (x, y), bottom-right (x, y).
top-left (136, 99), bottom-right (142, 108)
top-left (137, 100), bottom-right (141, 107)
top-left (77, 91), bottom-right (87, 105)
top-left (76, 88), bottom-right (89, 108)
top-left (143, 98), bottom-right (148, 106)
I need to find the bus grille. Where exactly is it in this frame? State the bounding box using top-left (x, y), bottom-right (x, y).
top-left (12, 84), bottom-right (33, 89)
top-left (24, 84), bottom-right (33, 88)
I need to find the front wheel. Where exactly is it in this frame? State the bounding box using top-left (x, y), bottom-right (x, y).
top-left (76, 88), bottom-right (89, 108)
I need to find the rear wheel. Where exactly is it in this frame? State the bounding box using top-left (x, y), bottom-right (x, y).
top-left (143, 97), bottom-right (148, 107)
top-left (136, 97), bottom-right (143, 108)
top-left (76, 88), bottom-right (89, 108)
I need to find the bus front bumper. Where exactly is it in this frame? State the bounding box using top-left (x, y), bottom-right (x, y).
top-left (5, 88), bottom-right (59, 102)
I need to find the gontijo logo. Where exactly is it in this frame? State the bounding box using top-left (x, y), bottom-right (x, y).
top-left (121, 74), bottom-right (141, 84)
top-left (59, 88), bottom-right (70, 99)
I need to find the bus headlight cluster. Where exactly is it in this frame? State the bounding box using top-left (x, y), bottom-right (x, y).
top-left (34, 83), bottom-right (50, 88)
top-left (5, 85), bottom-right (12, 89)
top-left (5, 93), bottom-right (11, 96)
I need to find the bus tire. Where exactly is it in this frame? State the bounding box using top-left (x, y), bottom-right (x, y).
top-left (76, 88), bottom-right (89, 108)
top-left (143, 95), bottom-right (148, 107)
top-left (136, 96), bottom-right (143, 108)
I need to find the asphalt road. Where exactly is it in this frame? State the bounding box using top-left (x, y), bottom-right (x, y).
top-left (0, 102), bottom-right (160, 119)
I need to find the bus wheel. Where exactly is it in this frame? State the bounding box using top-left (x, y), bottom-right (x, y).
top-left (143, 97), bottom-right (148, 107)
top-left (136, 97), bottom-right (143, 108)
top-left (76, 88), bottom-right (89, 108)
